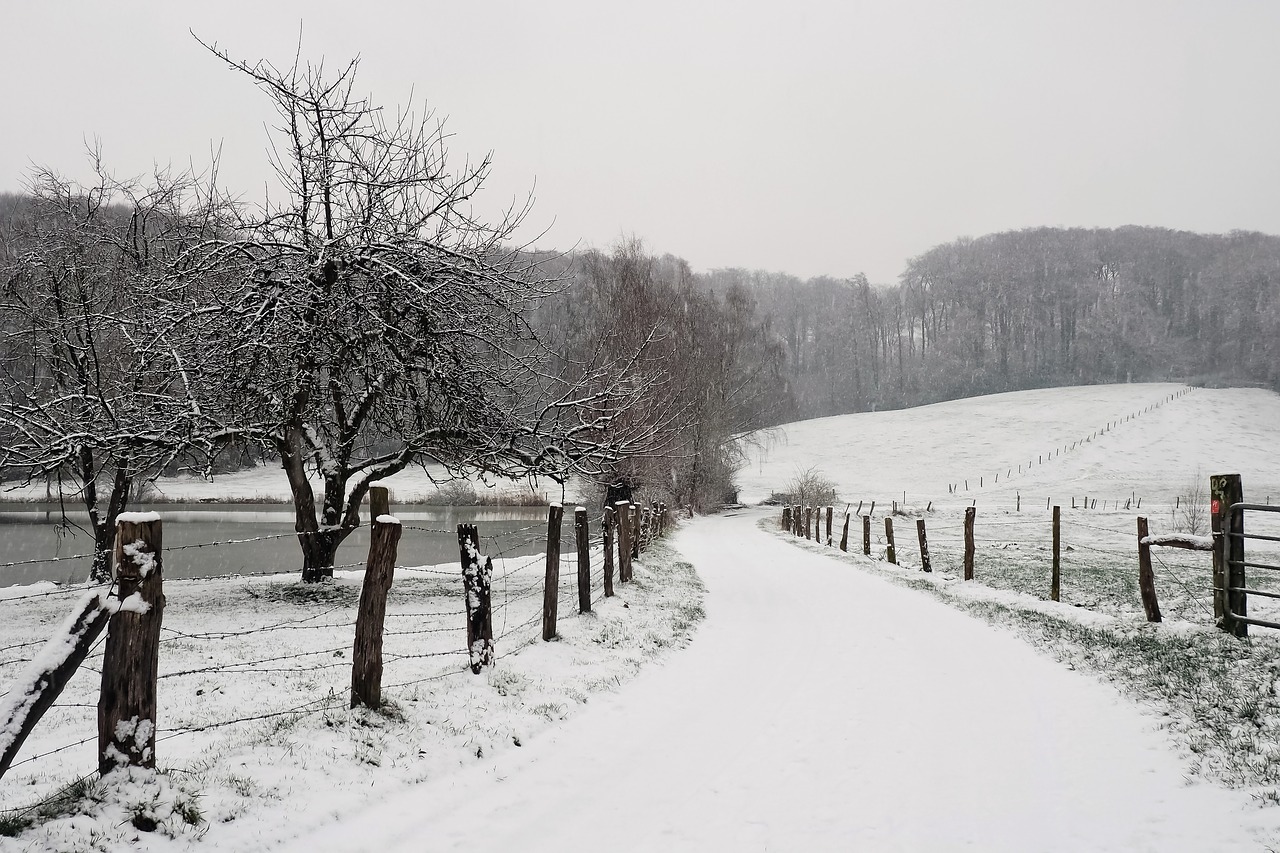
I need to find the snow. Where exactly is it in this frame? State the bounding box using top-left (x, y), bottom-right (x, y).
top-left (374, 514), bottom-right (400, 525)
top-left (277, 511), bottom-right (1280, 852)
top-left (116, 511), bottom-right (161, 523)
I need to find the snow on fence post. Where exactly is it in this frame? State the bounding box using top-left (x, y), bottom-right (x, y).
top-left (782, 505), bottom-right (791, 531)
top-left (351, 514), bottom-right (402, 706)
top-left (575, 507), bottom-right (592, 614)
top-left (1051, 506), bottom-right (1061, 602)
top-left (616, 502), bottom-right (633, 583)
top-left (1135, 516), bottom-right (1162, 623)
top-left (640, 505), bottom-right (652, 551)
top-left (99, 512), bottom-right (165, 776)
top-left (794, 507), bottom-right (803, 537)
top-left (862, 515), bottom-right (871, 556)
top-left (543, 504), bottom-right (564, 641)
top-left (602, 507), bottom-right (616, 598)
top-left (964, 506), bottom-right (975, 580)
top-left (804, 506), bottom-right (813, 540)
top-left (0, 591), bottom-right (111, 781)
top-left (1211, 474), bottom-right (1245, 637)
top-left (840, 512), bottom-right (850, 552)
top-left (916, 518), bottom-right (931, 573)
top-left (825, 506), bottom-right (834, 546)
top-left (884, 517), bottom-right (897, 564)
top-left (457, 522), bottom-right (495, 675)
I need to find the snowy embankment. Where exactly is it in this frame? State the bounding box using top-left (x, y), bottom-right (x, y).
top-left (0, 539), bottom-right (704, 851)
top-left (274, 512), bottom-right (1280, 852)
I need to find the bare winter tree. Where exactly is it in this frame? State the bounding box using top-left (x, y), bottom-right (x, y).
top-left (0, 161), bottom-right (223, 581)
top-left (182, 42), bottom-right (662, 580)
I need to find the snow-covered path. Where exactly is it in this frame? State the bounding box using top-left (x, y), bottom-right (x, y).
top-left (278, 510), bottom-right (1279, 852)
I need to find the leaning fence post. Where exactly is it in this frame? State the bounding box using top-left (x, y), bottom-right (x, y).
top-left (862, 514), bottom-right (871, 556)
top-left (602, 507), bottom-right (616, 598)
top-left (543, 504), bottom-right (564, 641)
top-left (351, 514), bottom-right (403, 705)
top-left (1135, 516), bottom-right (1162, 623)
top-left (575, 507), bottom-right (592, 614)
top-left (840, 512), bottom-right (850, 552)
top-left (616, 501), bottom-right (633, 583)
top-left (456, 522), bottom-right (494, 675)
top-left (916, 517), bottom-right (931, 572)
top-left (99, 512), bottom-right (165, 776)
top-left (825, 506), bottom-right (833, 546)
top-left (964, 506), bottom-right (976, 581)
top-left (1051, 506), bottom-right (1061, 601)
top-left (884, 517), bottom-right (897, 564)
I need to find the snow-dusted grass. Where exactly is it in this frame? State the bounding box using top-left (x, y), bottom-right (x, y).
top-left (0, 536), bottom-right (703, 851)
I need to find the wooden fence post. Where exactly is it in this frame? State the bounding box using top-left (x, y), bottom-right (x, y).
top-left (964, 506), bottom-right (975, 580)
top-left (456, 522), bottom-right (494, 676)
top-left (863, 514), bottom-right (871, 556)
top-left (1135, 516), bottom-right (1162, 623)
top-left (1051, 505), bottom-right (1061, 602)
top-left (368, 485), bottom-right (389, 519)
top-left (884, 517), bottom-right (897, 564)
top-left (543, 504), bottom-right (564, 641)
top-left (825, 506), bottom-right (833, 546)
top-left (99, 513), bottom-right (165, 776)
top-left (1211, 474), bottom-right (1245, 637)
top-left (804, 506), bottom-right (813, 540)
top-left (916, 518), bottom-right (931, 572)
top-left (351, 515), bottom-right (403, 705)
top-left (631, 501), bottom-right (642, 560)
top-left (782, 505), bottom-right (791, 531)
top-left (615, 501), bottom-right (633, 583)
top-left (840, 512), bottom-right (850, 552)
top-left (575, 507), bottom-right (592, 614)
top-left (602, 507), bottom-right (616, 598)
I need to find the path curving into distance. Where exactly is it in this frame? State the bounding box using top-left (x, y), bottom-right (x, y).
top-left (277, 509), bottom-right (1280, 852)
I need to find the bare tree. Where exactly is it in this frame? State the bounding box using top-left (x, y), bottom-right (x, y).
top-left (182, 42), bottom-right (659, 580)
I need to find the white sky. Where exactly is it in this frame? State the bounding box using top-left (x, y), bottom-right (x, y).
top-left (4, 1), bottom-right (1280, 284)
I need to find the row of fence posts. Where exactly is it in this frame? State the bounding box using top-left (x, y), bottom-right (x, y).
top-left (0, 489), bottom-right (670, 785)
top-left (780, 501), bottom-right (1182, 623)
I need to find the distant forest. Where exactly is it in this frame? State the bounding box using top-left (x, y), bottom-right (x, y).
top-left (694, 226), bottom-right (1280, 421)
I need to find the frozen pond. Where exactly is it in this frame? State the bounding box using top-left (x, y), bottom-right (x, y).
top-left (0, 503), bottom-right (561, 587)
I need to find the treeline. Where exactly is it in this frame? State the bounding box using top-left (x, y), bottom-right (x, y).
top-left (709, 226), bottom-right (1280, 419)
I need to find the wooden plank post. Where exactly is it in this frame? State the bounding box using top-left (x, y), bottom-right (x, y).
top-left (99, 513), bottom-right (165, 776)
top-left (575, 507), bottom-right (592, 614)
top-left (602, 507), bottom-right (616, 598)
top-left (543, 504), bottom-right (564, 641)
top-left (351, 514), bottom-right (402, 705)
top-left (456, 522), bottom-right (494, 676)
top-left (916, 517), bottom-right (931, 572)
top-left (862, 514), bottom-right (871, 555)
top-left (1135, 516), bottom-right (1162, 623)
top-left (615, 501), bottom-right (633, 583)
top-left (884, 517), bottom-right (897, 564)
top-left (840, 512), bottom-right (850, 552)
top-left (1051, 505), bottom-right (1061, 602)
top-left (825, 506), bottom-right (833, 546)
top-left (1, 592), bottom-right (111, 781)
top-left (1211, 474), bottom-right (1245, 636)
top-left (964, 506), bottom-right (976, 581)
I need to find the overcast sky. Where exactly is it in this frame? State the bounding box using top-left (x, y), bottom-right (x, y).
top-left (5, 1), bottom-right (1280, 284)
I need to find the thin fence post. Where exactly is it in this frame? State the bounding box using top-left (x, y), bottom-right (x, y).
top-left (884, 517), bottom-right (897, 564)
top-left (964, 506), bottom-right (975, 581)
top-left (1051, 505), bottom-right (1061, 602)
top-left (615, 501), bottom-right (633, 583)
top-left (825, 506), bottom-right (833, 546)
top-left (543, 504), bottom-right (563, 641)
top-left (840, 512), bottom-right (850, 552)
top-left (916, 517), bottom-right (931, 572)
top-left (863, 514), bottom-right (871, 556)
top-left (575, 507), bottom-right (592, 614)
top-left (602, 507), bottom-right (616, 598)
top-left (352, 514), bottom-right (402, 704)
top-left (1136, 516), bottom-right (1162, 623)
top-left (99, 513), bottom-right (165, 776)
top-left (456, 522), bottom-right (494, 675)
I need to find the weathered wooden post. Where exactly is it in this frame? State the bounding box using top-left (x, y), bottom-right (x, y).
top-left (964, 506), bottom-right (976, 581)
top-left (602, 506), bottom-right (616, 598)
top-left (99, 512), bottom-right (165, 776)
top-left (575, 507), bottom-right (592, 614)
top-left (916, 517), bottom-right (931, 572)
top-left (1051, 505), bottom-right (1061, 602)
top-left (884, 517), bottom-right (897, 564)
top-left (1211, 474), bottom-right (1245, 637)
top-left (351, 514), bottom-right (403, 704)
top-left (368, 485), bottom-right (390, 519)
top-left (1135, 516), bottom-right (1162, 623)
top-left (631, 500), bottom-right (642, 560)
top-left (639, 505), bottom-right (652, 552)
top-left (615, 501), bottom-right (633, 583)
top-left (862, 514), bottom-right (871, 555)
top-left (825, 506), bottom-right (833, 546)
top-left (840, 512), bottom-right (850, 552)
top-left (782, 505), bottom-right (792, 531)
top-left (456, 522), bottom-right (494, 675)
top-left (804, 506), bottom-right (813, 540)
top-left (543, 504), bottom-right (563, 641)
